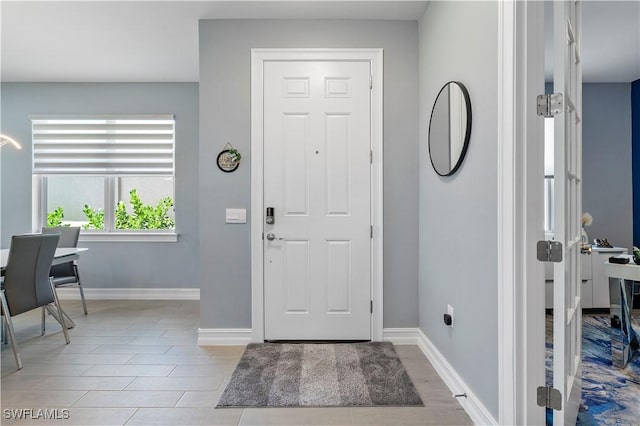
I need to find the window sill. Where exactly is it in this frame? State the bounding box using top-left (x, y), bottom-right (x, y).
top-left (78, 232), bottom-right (178, 243)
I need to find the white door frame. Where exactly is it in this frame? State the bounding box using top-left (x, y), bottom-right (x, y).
top-left (250, 48), bottom-right (384, 343)
top-left (497, 2), bottom-right (546, 425)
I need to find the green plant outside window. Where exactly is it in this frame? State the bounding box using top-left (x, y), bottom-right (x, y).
top-left (47, 188), bottom-right (174, 231)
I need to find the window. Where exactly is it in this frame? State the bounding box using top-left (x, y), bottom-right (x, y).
top-left (32, 115), bottom-right (176, 242)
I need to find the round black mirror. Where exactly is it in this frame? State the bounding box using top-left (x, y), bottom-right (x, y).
top-left (428, 81), bottom-right (472, 176)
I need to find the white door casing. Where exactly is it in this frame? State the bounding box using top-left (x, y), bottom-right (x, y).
top-left (263, 60), bottom-right (371, 340)
top-left (553, 1), bottom-right (583, 424)
top-left (251, 49), bottom-right (384, 342)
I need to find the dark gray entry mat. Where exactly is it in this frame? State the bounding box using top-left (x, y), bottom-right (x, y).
top-left (216, 342), bottom-right (424, 408)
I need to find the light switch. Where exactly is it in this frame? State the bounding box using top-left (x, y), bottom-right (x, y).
top-left (226, 208), bottom-right (247, 224)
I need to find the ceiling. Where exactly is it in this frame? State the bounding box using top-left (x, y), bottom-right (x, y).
top-left (0, 1), bottom-right (428, 82)
top-left (1, 1), bottom-right (638, 83)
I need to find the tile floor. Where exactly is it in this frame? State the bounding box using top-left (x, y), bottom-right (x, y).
top-left (1, 300), bottom-right (471, 425)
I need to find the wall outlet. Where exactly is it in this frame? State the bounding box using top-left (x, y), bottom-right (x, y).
top-left (447, 304), bottom-right (454, 328)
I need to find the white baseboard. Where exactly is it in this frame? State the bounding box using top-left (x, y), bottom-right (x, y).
top-left (197, 328), bottom-right (252, 346)
top-left (56, 287), bottom-right (200, 300)
top-left (384, 327), bottom-right (497, 426)
top-left (383, 327), bottom-right (421, 345)
top-left (415, 328), bottom-right (498, 425)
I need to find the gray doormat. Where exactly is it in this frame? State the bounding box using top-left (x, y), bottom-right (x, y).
top-left (216, 342), bottom-right (423, 408)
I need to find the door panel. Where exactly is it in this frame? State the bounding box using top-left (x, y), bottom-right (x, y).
top-left (326, 240), bottom-right (352, 313)
top-left (282, 114), bottom-right (310, 215)
top-left (263, 61), bottom-right (371, 340)
top-left (326, 114), bottom-right (352, 215)
top-left (283, 240), bottom-right (310, 314)
top-left (553, 1), bottom-right (583, 424)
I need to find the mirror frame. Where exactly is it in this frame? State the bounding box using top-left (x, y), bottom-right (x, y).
top-left (428, 81), bottom-right (472, 177)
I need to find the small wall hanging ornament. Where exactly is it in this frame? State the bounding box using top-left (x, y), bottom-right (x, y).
top-left (217, 142), bottom-right (241, 173)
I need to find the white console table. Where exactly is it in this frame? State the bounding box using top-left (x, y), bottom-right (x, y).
top-left (545, 246), bottom-right (627, 309)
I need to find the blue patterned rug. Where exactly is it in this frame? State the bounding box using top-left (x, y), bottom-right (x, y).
top-left (546, 314), bottom-right (640, 425)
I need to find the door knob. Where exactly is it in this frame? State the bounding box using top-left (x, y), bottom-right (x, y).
top-left (266, 232), bottom-right (277, 241)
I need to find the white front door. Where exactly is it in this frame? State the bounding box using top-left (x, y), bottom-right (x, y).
top-left (263, 60), bottom-right (372, 340)
top-left (553, 1), bottom-right (583, 424)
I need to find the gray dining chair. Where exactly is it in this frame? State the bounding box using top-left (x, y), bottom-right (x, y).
top-left (42, 226), bottom-right (87, 315)
top-left (0, 233), bottom-right (70, 370)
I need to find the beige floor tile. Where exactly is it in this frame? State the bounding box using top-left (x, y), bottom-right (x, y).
top-left (68, 319), bottom-right (143, 328)
top-left (126, 354), bottom-right (210, 365)
top-left (351, 406), bottom-right (472, 425)
top-left (202, 345), bottom-right (246, 355)
top-left (0, 375), bottom-right (46, 391)
top-left (72, 390), bottom-right (183, 408)
top-left (239, 408), bottom-right (353, 425)
top-left (80, 364), bottom-right (175, 377)
top-left (32, 335), bottom-right (136, 345)
top-left (125, 407), bottom-right (243, 425)
top-left (1, 374), bottom-right (133, 392)
top-left (31, 376), bottom-right (136, 391)
top-left (125, 376), bottom-right (225, 391)
top-left (31, 353), bottom-right (135, 365)
top-left (164, 345), bottom-right (231, 355)
top-left (159, 328), bottom-right (198, 337)
top-left (2, 302), bottom-right (473, 426)
top-left (90, 344), bottom-right (172, 354)
top-left (208, 357), bottom-right (240, 366)
top-left (69, 328), bottom-right (166, 337)
top-left (175, 391), bottom-right (222, 407)
top-left (1, 390), bottom-right (88, 408)
top-left (168, 364), bottom-right (234, 378)
top-left (2, 363), bottom-right (93, 377)
top-left (411, 379), bottom-right (461, 407)
top-left (10, 344), bottom-right (100, 354)
top-left (127, 336), bottom-right (197, 346)
top-left (395, 345), bottom-right (428, 359)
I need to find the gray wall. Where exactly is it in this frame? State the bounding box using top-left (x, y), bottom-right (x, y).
top-left (0, 83), bottom-right (200, 289)
top-left (199, 20), bottom-right (419, 329)
top-left (582, 83), bottom-right (633, 251)
top-left (419, 2), bottom-right (499, 418)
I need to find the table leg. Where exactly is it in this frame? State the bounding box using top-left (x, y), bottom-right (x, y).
top-left (609, 277), bottom-right (639, 368)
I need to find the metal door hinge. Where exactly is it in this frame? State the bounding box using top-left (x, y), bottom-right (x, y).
top-left (370, 150), bottom-right (373, 164)
top-left (370, 225), bottom-right (373, 238)
top-left (370, 300), bottom-right (373, 313)
top-left (369, 75), bottom-right (373, 90)
top-left (537, 240), bottom-right (563, 263)
top-left (537, 386), bottom-right (562, 410)
top-left (262, 232), bottom-right (264, 240)
top-left (537, 93), bottom-right (563, 117)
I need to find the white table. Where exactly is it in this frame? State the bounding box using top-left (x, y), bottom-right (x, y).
top-left (605, 255), bottom-right (640, 368)
top-left (1, 247), bottom-right (88, 270)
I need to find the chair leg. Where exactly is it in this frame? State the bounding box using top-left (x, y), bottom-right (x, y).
top-left (41, 307), bottom-right (46, 335)
top-left (0, 290), bottom-right (23, 370)
top-left (74, 264), bottom-right (88, 315)
top-left (2, 316), bottom-right (7, 344)
top-left (49, 278), bottom-right (70, 345)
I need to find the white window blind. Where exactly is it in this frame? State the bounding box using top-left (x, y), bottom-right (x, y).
top-left (31, 115), bottom-right (174, 175)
